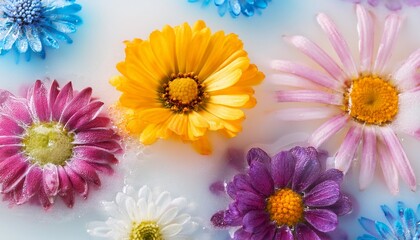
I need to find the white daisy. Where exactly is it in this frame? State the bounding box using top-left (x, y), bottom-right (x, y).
top-left (87, 185), bottom-right (197, 240)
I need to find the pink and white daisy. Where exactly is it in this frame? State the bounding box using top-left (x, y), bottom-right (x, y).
top-left (0, 80), bottom-right (122, 209)
top-left (273, 5), bottom-right (419, 194)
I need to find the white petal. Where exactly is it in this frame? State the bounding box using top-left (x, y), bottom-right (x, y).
top-left (161, 223), bottom-right (183, 237)
top-left (392, 91), bottom-right (420, 139)
top-left (158, 206), bottom-right (179, 226)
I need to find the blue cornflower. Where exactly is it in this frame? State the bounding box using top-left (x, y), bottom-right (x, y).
top-left (188, 0), bottom-right (271, 18)
top-left (0, 0), bottom-right (82, 61)
top-left (358, 201), bottom-right (420, 240)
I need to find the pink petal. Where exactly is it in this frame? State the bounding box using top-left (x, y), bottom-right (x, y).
top-left (271, 60), bottom-right (342, 90)
top-left (48, 80), bottom-right (60, 110)
top-left (73, 146), bottom-right (118, 165)
top-left (68, 160), bottom-right (101, 186)
top-left (393, 48), bottom-right (420, 91)
top-left (38, 187), bottom-right (53, 209)
top-left (65, 101), bottom-right (104, 131)
top-left (0, 154), bottom-right (25, 178)
top-left (335, 126), bottom-right (363, 174)
top-left (1, 96), bottom-right (32, 125)
top-left (379, 126), bottom-right (416, 191)
top-left (59, 87), bottom-right (92, 124)
top-left (1, 161), bottom-right (29, 193)
top-left (0, 114), bottom-right (24, 136)
top-left (42, 164), bottom-right (60, 197)
top-left (74, 129), bottom-right (119, 144)
top-left (386, 0), bottom-right (403, 10)
top-left (52, 82), bottom-right (73, 121)
top-left (276, 107), bottom-right (337, 121)
top-left (74, 116), bottom-right (111, 132)
top-left (309, 114), bottom-right (349, 148)
top-left (0, 145), bottom-right (20, 159)
top-left (284, 35), bottom-right (345, 81)
top-left (0, 136), bottom-right (21, 145)
top-left (270, 74), bottom-right (322, 89)
top-left (356, 4), bottom-right (374, 73)
top-left (64, 166), bottom-right (88, 199)
top-left (317, 13), bottom-right (358, 78)
top-left (373, 13), bottom-right (402, 74)
top-left (85, 141), bottom-right (122, 153)
top-left (393, 91), bottom-right (420, 138)
top-left (57, 166), bottom-right (74, 208)
top-left (377, 142), bottom-right (399, 194)
top-left (22, 166), bottom-right (42, 202)
top-left (277, 90), bottom-right (342, 105)
top-left (29, 80), bottom-right (50, 122)
top-left (359, 126), bottom-right (377, 190)
top-left (88, 162), bottom-right (114, 175)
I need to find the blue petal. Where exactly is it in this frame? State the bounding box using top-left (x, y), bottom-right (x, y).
top-left (404, 208), bottom-right (417, 238)
top-left (397, 201), bottom-right (406, 219)
top-left (40, 29), bottom-right (59, 49)
top-left (24, 25), bottom-right (43, 52)
top-left (359, 217), bottom-right (380, 237)
top-left (44, 26), bottom-right (73, 44)
top-left (214, 0), bottom-right (225, 6)
top-left (357, 235), bottom-right (378, 240)
top-left (51, 21), bottom-right (77, 33)
top-left (255, 0), bottom-right (268, 8)
top-left (43, 3), bottom-right (82, 15)
top-left (3, 24), bottom-right (20, 50)
top-left (392, 220), bottom-right (404, 239)
top-left (228, 0), bottom-right (241, 16)
top-left (381, 205), bottom-right (398, 229)
top-left (375, 222), bottom-right (398, 240)
top-left (15, 34), bottom-right (29, 53)
top-left (217, 1), bottom-right (227, 16)
top-left (48, 14), bottom-right (83, 25)
top-left (240, 3), bottom-right (254, 17)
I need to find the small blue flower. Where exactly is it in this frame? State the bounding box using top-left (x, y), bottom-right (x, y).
top-left (358, 201), bottom-right (420, 240)
top-left (0, 0), bottom-right (82, 61)
top-left (188, 0), bottom-right (271, 18)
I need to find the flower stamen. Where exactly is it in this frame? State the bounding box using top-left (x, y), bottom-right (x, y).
top-left (344, 75), bottom-right (399, 125)
top-left (130, 221), bottom-right (163, 240)
top-left (22, 122), bottom-right (74, 166)
top-left (160, 72), bottom-right (208, 113)
top-left (5, 0), bottom-right (43, 25)
top-left (266, 188), bottom-right (304, 227)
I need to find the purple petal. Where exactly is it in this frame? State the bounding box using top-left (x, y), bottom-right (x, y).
top-left (291, 147), bottom-right (321, 192)
top-left (233, 174), bottom-right (257, 195)
top-left (249, 161), bottom-right (274, 196)
top-left (275, 226), bottom-right (294, 240)
top-left (330, 194), bottom-right (353, 216)
top-left (209, 181), bottom-right (226, 196)
top-left (271, 150), bottom-right (296, 188)
top-left (243, 210), bottom-right (271, 233)
top-left (227, 148), bottom-right (246, 171)
top-left (65, 101), bottom-right (104, 131)
top-left (52, 82), bottom-right (73, 121)
top-left (246, 148), bottom-right (271, 166)
top-left (211, 210), bottom-right (228, 228)
top-left (304, 180), bottom-right (340, 207)
top-left (236, 191), bottom-right (266, 213)
top-left (29, 80), bottom-right (50, 122)
top-left (304, 209), bottom-right (338, 232)
top-left (64, 166), bottom-right (88, 199)
top-left (296, 223), bottom-right (322, 240)
top-left (313, 169), bottom-right (343, 186)
top-left (68, 160), bottom-right (101, 186)
top-left (73, 146), bottom-right (118, 165)
top-left (226, 181), bottom-right (237, 199)
top-left (22, 166), bottom-right (42, 201)
top-left (224, 203), bottom-right (243, 226)
top-left (60, 87), bottom-right (92, 124)
top-left (42, 164), bottom-right (59, 197)
top-left (234, 228), bottom-right (252, 240)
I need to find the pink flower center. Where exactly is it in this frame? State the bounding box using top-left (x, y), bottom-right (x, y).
top-left (22, 122), bottom-right (74, 166)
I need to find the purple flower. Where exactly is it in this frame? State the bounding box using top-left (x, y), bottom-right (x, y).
top-left (344, 0), bottom-right (420, 10)
top-left (0, 80), bottom-right (122, 209)
top-left (211, 147), bottom-right (352, 239)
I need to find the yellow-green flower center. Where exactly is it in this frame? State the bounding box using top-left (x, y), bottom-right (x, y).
top-left (160, 72), bottom-right (208, 113)
top-left (344, 75), bottom-right (399, 125)
top-left (22, 122), bottom-right (74, 166)
top-left (130, 221), bottom-right (163, 240)
top-left (266, 188), bottom-right (304, 227)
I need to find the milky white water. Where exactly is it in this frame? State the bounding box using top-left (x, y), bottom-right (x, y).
top-left (0, 0), bottom-right (419, 239)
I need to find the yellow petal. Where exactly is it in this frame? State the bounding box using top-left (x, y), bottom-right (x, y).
top-left (140, 124), bottom-right (160, 145)
top-left (238, 64), bottom-right (265, 86)
top-left (137, 108), bottom-right (173, 124)
top-left (209, 94), bottom-right (250, 107)
top-left (204, 103), bottom-right (245, 120)
top-left (189, 111), bottom-right (210, 128)
top-left (175, 22), bottom-right (192, 73)
top-left (193, 20), bottom-right (207, 32)
top-left (167, 114), bottom-right (188, 136)
top-left (191, 136), bottom-right (212, 155)
top-left (150, 26), bottom-right (176, 74)
top-left (186, 28), bottom-right (211, 73)
top-left (204, 57), bottom-right (249, 91)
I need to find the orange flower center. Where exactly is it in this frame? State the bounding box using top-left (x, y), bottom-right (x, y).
top-left (344, 75), bottom-right (399, 125)
top-left (266, 188), bottom-right (304, 227)
top-left (160, 72), bottom-right (208, 113)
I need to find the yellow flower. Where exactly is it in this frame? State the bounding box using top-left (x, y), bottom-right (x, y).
top-left (111, 20), bottom-right (264, 155)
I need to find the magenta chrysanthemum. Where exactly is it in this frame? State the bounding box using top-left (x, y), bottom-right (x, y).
top-left (0, 80), bottom-right (122, 209)
top-left (273, 5), bottom-right (420, 194)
